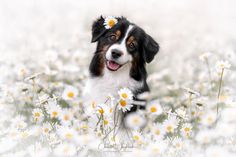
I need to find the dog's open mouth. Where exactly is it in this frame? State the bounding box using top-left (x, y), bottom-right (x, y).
top-left (106, 60), bottom-right (122, 71)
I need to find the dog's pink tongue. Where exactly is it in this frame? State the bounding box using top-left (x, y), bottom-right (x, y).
top-left (107, 61), bottom-right (120, 71)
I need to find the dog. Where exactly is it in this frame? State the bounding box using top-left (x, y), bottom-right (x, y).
top-left (83, 16), bottom-right (159, 113)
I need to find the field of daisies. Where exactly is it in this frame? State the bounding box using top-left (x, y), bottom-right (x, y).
top-left (0, 0), bottom-right (236, 157)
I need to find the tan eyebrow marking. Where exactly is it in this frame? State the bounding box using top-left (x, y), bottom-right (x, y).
top-left (115, 30), bottom-right (121, 39)
top-left (127, 36), bottom-right (136, 45)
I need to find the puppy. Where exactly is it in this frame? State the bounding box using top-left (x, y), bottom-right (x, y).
top-left (83, 16), bottom-right (159, 113)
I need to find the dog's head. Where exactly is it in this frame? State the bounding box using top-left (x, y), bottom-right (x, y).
top-left (90, 16), bottom-right (159, 81)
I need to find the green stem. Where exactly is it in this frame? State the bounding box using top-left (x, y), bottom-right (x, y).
top-left (205, 58), bottom-right (213, 92)
top-left (188, 93), bottom-right (193, 106)
top-left (217, 68), bottom-right (224, 114)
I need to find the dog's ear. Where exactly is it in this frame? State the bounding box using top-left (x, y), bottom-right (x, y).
top-left (91, 16), bottom-right (107, 43)
top-left (142, 33), bottom-right (159, 63)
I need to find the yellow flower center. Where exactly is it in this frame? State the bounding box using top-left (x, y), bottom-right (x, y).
top-left (184, 127), bottom-right (190, 132)
top-left (133, 135), bottom-right (140, 141)
top-left (98, 108), bottom-right (104, 115)
top-left (20, 69), bottom-right (26, 75)
top-left (120, 100), bottom-right (127, 107)
top-left (109, 108), bottom-right (113, 113)
top-left (191, 111), bottom-right (195, 116)
top-left (65, 133), bottom-right (73, 139)
top-left (63, 147), bottom-right (69, 153)
top-left (153, 148), bottom-right (160, 153)
top-left (21, 131), bottom-right (29, 138)
top-left (92, 101), bottom-right (96, 108)
top-left (176, 143), bottom-right (181, 148)
top-left (108, 20), bottom-right (115, 27)
top-left (121, 93), bottom-right (128, 99)
top-left (64, 115), bottom-right (69, 121)
top-left (133, 118), bottom-right (140, 124)
top-left (52, 111), bottom-right (58, 117)
top-left (150, 106), bottom-right (157, 113)
top-left (111, 136), bottom-right (116, 142)
top-left (97, 132), bottom-right (102, 137)
top-left (80, 125), bottom-right (88, 130)
top-left (104, 120), bottom-right (109, 125)
top-left (207, 117), bottom-right (213, 123)
top-left (155, 130), bottom-right (161, 135)
top-left (44, 128), bottom-right (49, 133)
top-left (67, 91), bottom-right (74, 98)
top-left (167, 125), bottom-right (173, 132)
top-left (34, 112), bottom-right (40, 117)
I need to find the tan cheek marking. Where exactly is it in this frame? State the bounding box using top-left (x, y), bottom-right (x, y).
top-left (101, 45), bottom-right (109, 53)
top-left (116, 30), bottom-right (121, 39)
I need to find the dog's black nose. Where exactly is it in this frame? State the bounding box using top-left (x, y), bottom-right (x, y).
top-left (111, 49), bottom-right (122, 59)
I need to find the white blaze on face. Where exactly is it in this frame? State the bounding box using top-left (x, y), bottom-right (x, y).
top-left (105, 25), bottom-right (134, 65)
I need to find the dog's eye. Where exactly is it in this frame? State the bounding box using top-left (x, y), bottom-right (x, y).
top-left (129, 42), bottom-right (135, 50)
top-left (109, 34), bottom-right (117, 41)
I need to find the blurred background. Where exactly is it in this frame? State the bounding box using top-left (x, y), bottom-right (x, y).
top-left (0, 0), bottom-right (235, 82)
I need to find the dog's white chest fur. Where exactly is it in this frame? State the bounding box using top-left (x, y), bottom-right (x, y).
top-left (83, 63), bottom-right (142, 104)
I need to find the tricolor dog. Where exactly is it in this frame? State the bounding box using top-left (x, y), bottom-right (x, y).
top-left (83, 16), bottom-right (159, 113)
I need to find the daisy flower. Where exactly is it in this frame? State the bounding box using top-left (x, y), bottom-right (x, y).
top-left (181, 123), bottom-right (193, 138)
top-left (15, 64), bottom-right (28, 78)
top-left (118, 99), bottom-right (133, 112)
top-left (19, 130), bottom-right (31, 139)
top-left (54, 142), bottom-right (76, 157)
top-left (107, 93), bottom-right (115, 106)
top-left (172, 137), bottom-right (184, 150)
top-left (84, 101), bottom-right (97, 116)
top-left (150, 124), bottom-right (165, 140)
top-left (176, 107), bottom-right (188, 119)
top-left (45, 100), bottom-right (62, 119)
top-left (147, 101), bottom-right (163, 115)
top-left (96, 104), bottom-right (112, 116)
top-left (7, 128), bottom-right (20, 140)
top-left (200, 111), bottom-right (216, 126)
top-left (103, 116), bottom-right (113, 128)
top-left (132, 131), bottom-right (144, 145)
top-left (146, 141), bottom-right (168, 156)
top-left (48, 133), bottom-right (60, 146)
top-left (216, 123), bottom-right (236, 137)
top-left (57, 127), bottom-right (77, 141)
top-left (221, 107), bottom-right (236, 123)
top-left (104, 16), bottom-right (118, 29)
top-left (215, 60), bottom-right (231, 72)
top-left (27, 142), bottom-right (50, 157)
top-left (206, 146), bottom-right (231, 157)
top-left (76, 122), bottom-right (90, 133)
top-left (196, 130), bottom-right (214, 144)
top-left (76, 134), bottom-right (100, 149)
top-left (62, 85), bottom-right (78, 100)
top-left (162, 115), bottom-right (180, 134)
top-left (42, 122), bottom-right (52, 135)
top-left (37, 94), bottom-right (49, 104)
top-left (107, 93), bottom-right (115, 100)
top-left (32, 108), bottom-right (44, 123)
top-left (59, 109), bottom-right (74, 126)
top-left (199, 52), bottom-right (212, 62)
top-left (118, 88), bottom-right (133, 100)
top-left (11, 115), bottom-right (27, 130)
top-left (125, 112), bottom-right (146, 130)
